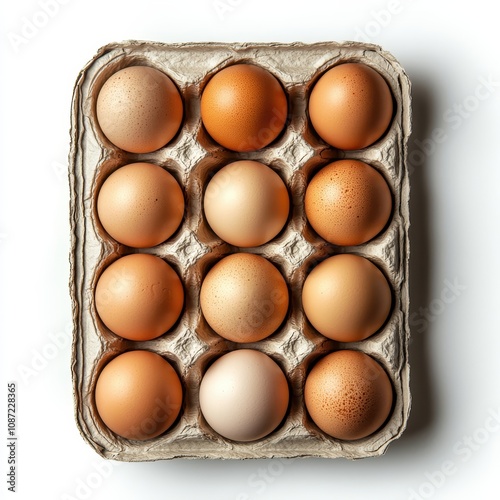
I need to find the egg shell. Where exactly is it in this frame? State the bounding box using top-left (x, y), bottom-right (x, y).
top-left (203, 160), bottom-right (290, 247)
top-left (94, 254), bottom-right (184, 341)
top-left (97, 162), bottom-right (185, 248)
top-left (95, 350), bottom-right (183, 441)
top-left (302, 254), bottom-right (392, 342)
top-left (200, 253), bottom-right (289, 343)
top-left (304, 350), bottom-right (393, 440)
top-left (309, 62), bottom-right (393, 150)
top-left (199, 349), bottom-right (289, 442)
top-left (200, 64), bottom-right (288, 151)
top-left (304, 159), bottom-right (392, 246)
top-left (96, 66), bottom-right (183, 153)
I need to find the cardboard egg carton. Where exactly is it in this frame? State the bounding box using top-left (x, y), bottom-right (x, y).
top-left (69, 41), bottom-right (412, 460)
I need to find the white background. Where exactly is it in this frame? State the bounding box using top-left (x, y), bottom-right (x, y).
top-left (1, 0), bottom-right (499, 499)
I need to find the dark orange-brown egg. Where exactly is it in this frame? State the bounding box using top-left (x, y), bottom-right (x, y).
top-left (200, 64), bottom-right (287, 152)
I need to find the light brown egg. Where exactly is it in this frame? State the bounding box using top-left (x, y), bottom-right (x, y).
top-left (96, 66), bottom-right (183, 153)
top-left (302, 254), bottom-right (391, 342)
top-left (97, 162), bottom-right (184, 248)
top-left (309, 62), bottom-right (393, 150)
top-left (95, 350), bottom-right (182, 441)
top-left (199, 349), bottom-right (289, 442)
top-left (304, 160), bottom-right (392, 246)
top-left (200, 64), bottom-right (287, 151)
top-left (95, 254), bottom-right (184, 341)
top-left (204, 160), bottom-right (289, 247)
top-left (200, 253), bottom-right (289, 343)
top-left (304, 350), bottom-right (393, 440)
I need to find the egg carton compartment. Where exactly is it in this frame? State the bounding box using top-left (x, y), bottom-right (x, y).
top-left (69, 41), bottom-right (411, 460)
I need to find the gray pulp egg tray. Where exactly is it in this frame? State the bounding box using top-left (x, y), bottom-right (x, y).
top-left (69, 41), bottom-right (412, 460)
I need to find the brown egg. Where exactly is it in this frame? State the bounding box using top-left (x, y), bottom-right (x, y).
top-left (200, 64), bottom-right (287, 151)
top-left (304, 350), bottom-right (393, 440)
top-left (97, 163), bottom-right (184, 248)
top-left (309, 62), bottom-right (393, 150)
top-left (305, 160), bottom-right (392, 246)
top-left (199, 349), bottom-right (289, 442)
top-left (96, 66), bottom-right (183, 153)
top-left (95, 254), bottom-right (184, 341)
top-left (200, 253), bottom-right (289, 343)
top-left (302, 254), bottom-right (391, 342)
top-left (95, 350), bottom-right (182, 440)
top-left (203, 160), bottom-right (289, 247)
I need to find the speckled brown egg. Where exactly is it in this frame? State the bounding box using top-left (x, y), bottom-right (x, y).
top-left (304, 160), bottom-right (392, 246)
top-left (302, 254), bottom-right (392, 342)
top-left (96, 66), bottom-right (183, 153)
top-left (95, 350), bottom-right (183, 441)
top-left (203, 160), bottom-right (289, 247)
top-left (200, 253), bottom-right (289, 343)
top-left (95, 254), bottom-right (184, 341)
top-left (309, 62), bottom-right (393, 150)
top-left (304, 350), bottom-right (393, 440)
top-left (200, 64), bottom-right (287, 151)
top-left (97, 162), bottom-right (184, 248)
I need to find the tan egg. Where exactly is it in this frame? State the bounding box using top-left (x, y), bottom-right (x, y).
top-left (95, 350), bottom-right (182, 441)
top-left (97, 162), bottom-right (184, 248)
top-left (204, 160), bottom-right (289, 247)
top-left (200, 64), bottom-right (287, 151)
top-left (96, 66), bottom-right (183, 153)
top-left (302, 254), bottom-right (391, 342)
top-left (304, 350), bottom-right (393, 440)
top-left (309, 62), bottom-right (393, 150)
top-left (305, 160), bottom-right (392, 246)
top-left (199, 349), bottom-right (289, 441)
top-left (200, 253), bottom-right (289, 343)
top-left (95, 254), bottom-right (184, 341)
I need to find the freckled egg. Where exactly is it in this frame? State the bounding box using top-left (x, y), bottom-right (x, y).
top-left (304, 350), bottom-right (393, 440)
top-left (199, 349), bottom-right (289, 442)
top-left (200, 64), bottom-right (288, 151)
top-left (200, 253), bottom-right (289, 343)
top-left (302, 254), bottom-right (391, 342)
top-left (95, 254), bottom-right (184, 341)
top-left (309, 62), bottom-right (393, 150)
top-left (95, 350), bottom-right (183, 441)
top-left (203, 160), bottom-right (289, 247)
top-left (97, 162), bottom-right (184, 248)
top-left (304, 159), bottom-right (392, 246)
top-left (96, 66), bottom-right (183, 153)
